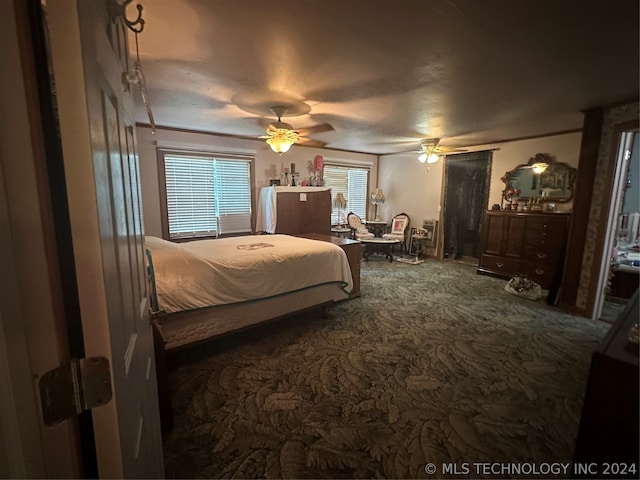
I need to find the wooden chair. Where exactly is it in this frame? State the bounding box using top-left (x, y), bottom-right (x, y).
top-left (346, 212), bottom-right (375, 240)
top-left (383, 212), bottom-right (410, 252)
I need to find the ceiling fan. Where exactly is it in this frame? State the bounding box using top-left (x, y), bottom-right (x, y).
top-left (259, 106), bottom-right (333, 154)
top-left (417, 138), bottom-right (467, 164)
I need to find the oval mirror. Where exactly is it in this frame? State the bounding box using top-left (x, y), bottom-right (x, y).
top-left (502, 153), bottom-right (577, 203)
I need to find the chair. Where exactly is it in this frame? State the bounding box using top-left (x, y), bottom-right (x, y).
top-left (347, 212), bottom-right (375, 240)
top-left (383, 212), bottom-right (410, 252)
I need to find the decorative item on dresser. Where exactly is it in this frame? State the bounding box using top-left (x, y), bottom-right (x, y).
top-left (477, 211), bottom-right (571, 290)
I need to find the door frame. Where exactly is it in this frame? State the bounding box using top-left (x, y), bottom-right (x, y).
top-left (592, 123), bottom-right (639, 320)
top-left (0, 0), bottom-right (83, 476)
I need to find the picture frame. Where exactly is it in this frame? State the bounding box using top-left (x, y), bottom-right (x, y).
top-left (408, 227), bottom-right (420, 255)
top-left (391, 217), bottom-right (408, 234)
top-left (422, 220), bottom-right (438, 247)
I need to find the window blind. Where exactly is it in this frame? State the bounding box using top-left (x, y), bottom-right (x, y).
top-left (162, 153), bottom-right (252, 239)
top-left (323, 164), bottom-right (369, 223)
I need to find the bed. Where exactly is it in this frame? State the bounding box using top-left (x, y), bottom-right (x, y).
top-left (145, 234), bottom-right (353, 351)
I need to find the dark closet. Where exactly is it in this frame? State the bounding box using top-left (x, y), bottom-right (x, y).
top-left (442, 151), bottom-right (492, 260)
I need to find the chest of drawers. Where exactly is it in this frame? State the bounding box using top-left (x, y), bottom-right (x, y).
top-left (477, 211), bottom-right (570, 289)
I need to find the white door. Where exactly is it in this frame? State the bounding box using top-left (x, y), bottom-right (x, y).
top-left (47, 0), bottom-right (163, 477)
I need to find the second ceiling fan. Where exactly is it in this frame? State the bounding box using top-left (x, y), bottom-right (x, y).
top-left (417, 138), bottom-right (466, 164)
top-left (259, 106), bottom-right (333, 154)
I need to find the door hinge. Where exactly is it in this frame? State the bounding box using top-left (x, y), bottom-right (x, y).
top-left (39, 357), bottom-right (113, 426)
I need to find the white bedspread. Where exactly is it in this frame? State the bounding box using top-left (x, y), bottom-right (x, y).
top-left (145, 235), bottom-right (353, 313)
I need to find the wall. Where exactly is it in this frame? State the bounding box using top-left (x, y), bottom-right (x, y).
top-left (137, 125), bottom-right (582, 252)
top-left (136, 126), bottom-right (378, 237)
top-left (376, 131), bottom-right (582, 235)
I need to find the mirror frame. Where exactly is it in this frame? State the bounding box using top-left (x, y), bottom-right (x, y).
top-left (501, 153), bottom-right (578, 203)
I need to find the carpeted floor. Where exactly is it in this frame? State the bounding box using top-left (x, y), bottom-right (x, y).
top-left (162, 258), bottom-right (610, 479)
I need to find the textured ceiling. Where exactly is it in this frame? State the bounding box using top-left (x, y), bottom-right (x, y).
top-left (130, 0), bottom-right (639, 155)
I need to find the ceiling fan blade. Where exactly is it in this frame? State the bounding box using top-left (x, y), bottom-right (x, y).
top-left (295, 123), bottom-right (334, 136)
top-left (257, 117), bottom-right (274, 130)
top-left (436, 147), bottom-right (468, 153)
top-left (297, 137), bottom-right (327, 148)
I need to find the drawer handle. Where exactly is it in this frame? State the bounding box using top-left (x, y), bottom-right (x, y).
top-left (535, 268), bottom-right (544, 275)
top-left (536, 252), bottom-right (547, 259)
top-left (496, 262), bottom-right (504, 268)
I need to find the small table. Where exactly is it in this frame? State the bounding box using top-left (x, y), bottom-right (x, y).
top-left (411, 234), bottom-right (429, 259)
top-left (360, 238), bottom-right (400, 262)
top-left (331, 226), bottom-right (351, 238)
top-left (364, 220), bottom-right (388, 237)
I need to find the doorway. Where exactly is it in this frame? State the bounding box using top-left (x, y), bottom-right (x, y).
top-left (594, 127), bottom-right (639, 322)
top-left (442, 151), bottom-right (492, 263)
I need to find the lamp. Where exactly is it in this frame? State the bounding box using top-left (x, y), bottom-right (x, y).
top-left (333, 193), bottom-right (347, 227)
top-left (370, 188), bottom-right (385, 221)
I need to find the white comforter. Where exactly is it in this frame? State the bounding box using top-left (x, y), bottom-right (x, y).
top-left (145, 235), bottom-right (353, 313)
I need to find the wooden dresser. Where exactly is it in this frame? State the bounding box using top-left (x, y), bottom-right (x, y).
top-left (477, 211), bottom-right (570, 288)
top-left (296, 233), bottom-right (361, 299)
top-left (257, 187), bottom-right (331, 236)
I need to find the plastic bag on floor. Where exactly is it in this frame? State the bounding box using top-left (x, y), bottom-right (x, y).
top-left (505, 275), bottom-right (543, 300)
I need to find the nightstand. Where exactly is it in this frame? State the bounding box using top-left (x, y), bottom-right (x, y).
top-left (295, 233), bottom-right (361, 298)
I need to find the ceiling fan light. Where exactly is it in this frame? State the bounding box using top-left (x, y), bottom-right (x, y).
top-left (532, 162), bottom-right (549, 174)
top-left (426, 153), bottom-right (440, 164)
top-left (418, 152), bottom-right (428, 163)
top-left (266, 136), bottom-right (294, 154)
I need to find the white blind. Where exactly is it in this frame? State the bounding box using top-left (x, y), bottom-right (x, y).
top-left (324, 164), bottom-right (369, 223)
top-left (163, 153), bottom-right (252, 239)
top-left (214, 160), bottom-right (252, 234)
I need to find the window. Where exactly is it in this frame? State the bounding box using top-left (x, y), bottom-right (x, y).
top-left (158, 150), bottom-right (252, 239)
top-left (323, 164), bottom-right (369, 224)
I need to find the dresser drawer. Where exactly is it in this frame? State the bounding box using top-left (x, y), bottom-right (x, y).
top-left (526, 216), bottom-right (567, 231)
top-left (524, 229), bottom-right (565, 247)
top-left (480, 254), bottom-right (520, 275)
top-left (520, 260), bottom-right (556, 288)
top-left (522, 245), bottom-right (561, 263)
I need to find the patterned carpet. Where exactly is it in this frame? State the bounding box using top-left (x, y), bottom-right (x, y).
top-left (162, 258), bottom-right (610, 479)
